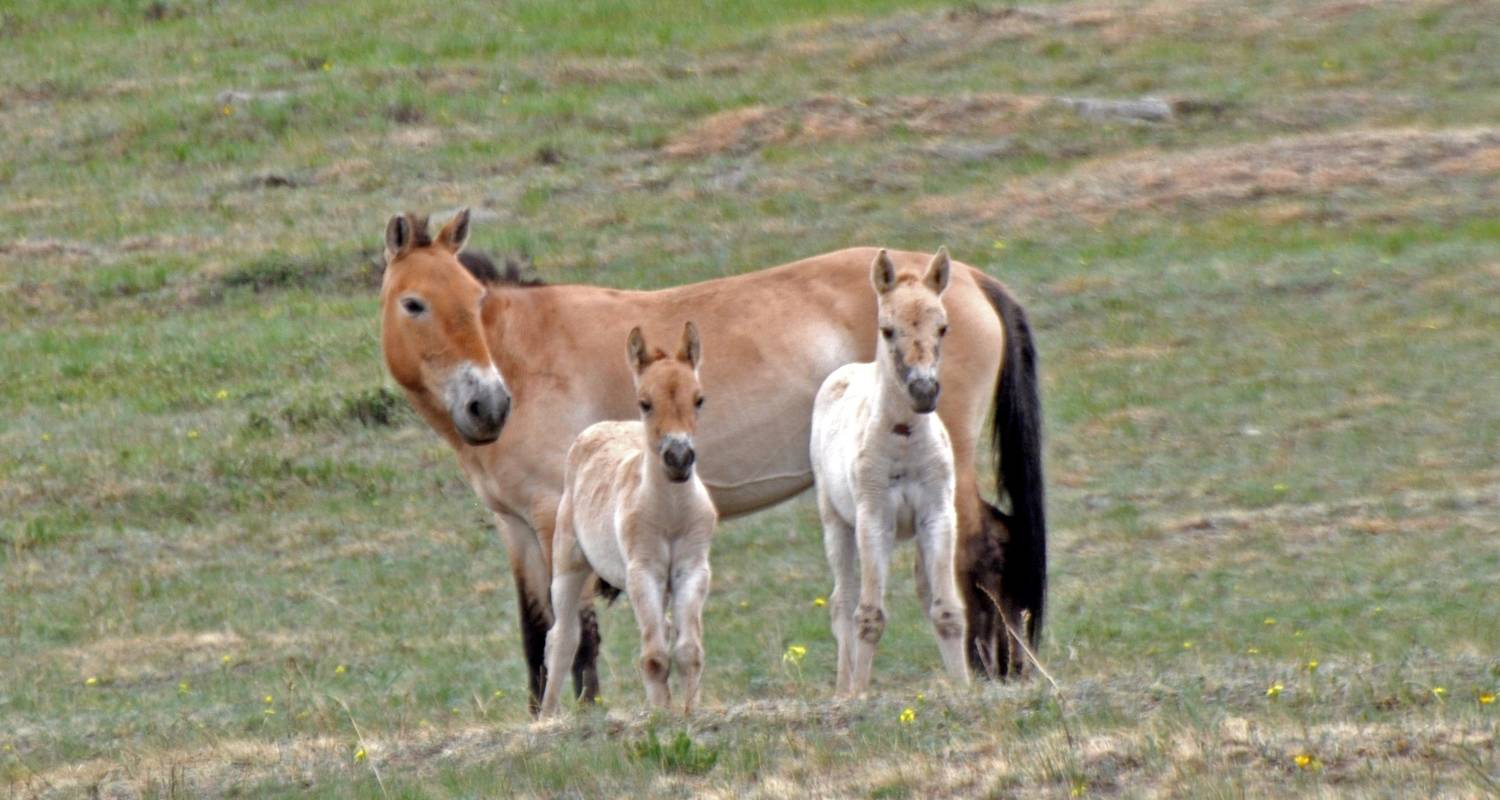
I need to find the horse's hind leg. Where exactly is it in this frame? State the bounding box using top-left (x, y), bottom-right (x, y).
top-left (540, 563), bottom-right (590, 717)
top-left (819, 495), bottom-right (859, 696)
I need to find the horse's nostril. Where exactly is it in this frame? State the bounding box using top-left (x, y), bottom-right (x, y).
top-left (467, 399), bottom-right (483, 418)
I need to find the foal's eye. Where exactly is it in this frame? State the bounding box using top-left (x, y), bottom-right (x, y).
top-left (639, 400), bottom-right (653, 414)
top-left (938, 325), bottom-right (949, 337)
top-left (694, 395), bottom-right (705, 409)
top-left (400, 297), bottom-right (427, 316)
top-left (880, 327), bottom-right (895, 340)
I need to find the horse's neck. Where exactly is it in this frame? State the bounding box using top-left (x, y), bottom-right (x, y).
top-left (636, 452), bottom-right (703, 524)
top-left (871, 349), bottom-right (929, 435)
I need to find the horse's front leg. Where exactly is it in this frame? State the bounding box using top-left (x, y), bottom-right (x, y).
top-left (624, 545), bottom-right (673, 710)
top-left (818, 493), bottom-right (859, 697)
top-left (668, 539), bottom-right (712, 714)
top-left (916, 499), bottom-right (970, 686)
top-left (850, 500), bottom-right (894, 695)
top-left (496, 512), bottom-right (553, 716)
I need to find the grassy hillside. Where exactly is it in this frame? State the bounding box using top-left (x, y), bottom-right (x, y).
top-left (3, 0), bottom-right (1498, 796)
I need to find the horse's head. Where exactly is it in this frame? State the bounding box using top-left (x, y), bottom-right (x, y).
top-left (627, 322), bottom-right (704, 483)
top-left (380, 209), bottom-right (511, 446)
top-left (872, 247), bottom-right (951, 414)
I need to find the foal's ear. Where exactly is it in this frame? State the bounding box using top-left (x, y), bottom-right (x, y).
top-left (436, 207), bottom-right (471, 254)
top-left (677, 321), bottom-right (702, 370)
top-left (924, 246), bottom-right (951, 295)
top-left (627, 326), bottom-right (650, 374)
top-left (384, 214), bottom-right (416, 262)
top-left (870, 249), bottom-right (898, 295)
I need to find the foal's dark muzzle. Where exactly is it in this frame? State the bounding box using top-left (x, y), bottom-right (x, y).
top-left (908, 377), bottom-right (941, 414)
top-left (661, 438), bottom-right (696, 483)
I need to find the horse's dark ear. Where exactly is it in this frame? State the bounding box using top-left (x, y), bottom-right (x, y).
top-left (385, 214), bottom-right (414, 262)
top-left (677, 321), bottom-right (701, 370)
top-left (924, 246), bottom-right (951, 295)
top-left (437, 208), bottom-right (470, 254)
top-left (870, 249), bottom-right (897, 295)
top-left (627, 326), bottom-right (650, 375)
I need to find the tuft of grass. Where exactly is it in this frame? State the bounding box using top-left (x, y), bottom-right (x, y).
top-left (629, 729), bottom-right (720, 776)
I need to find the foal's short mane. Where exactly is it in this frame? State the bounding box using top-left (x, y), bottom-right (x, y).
top-left (400, 211), bottom-right (546, 288)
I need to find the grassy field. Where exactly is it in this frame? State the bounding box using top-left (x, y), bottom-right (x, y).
top-left (4, 0), bottom-right (1500, 796)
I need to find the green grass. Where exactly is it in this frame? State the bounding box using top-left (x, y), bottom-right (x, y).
top-left (4, 0), bottom-right (1500, 796)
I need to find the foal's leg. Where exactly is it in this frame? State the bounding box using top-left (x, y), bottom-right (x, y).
top-left (539, 543), bottom-right (591, 717)
top-left (818, 493), bottom-right (859, 696)
top-left (850, 502), bottom-right (894, 694)
top-left (624, 541), bottom-right (673, 710)
top-left (917, 504), bottom-right (970, 685)
top-left (669, 538), bottom-right (712, 714)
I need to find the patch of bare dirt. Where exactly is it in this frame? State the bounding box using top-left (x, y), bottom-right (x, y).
top-left (663, 94), bottom-right (1046, 158)
top-left (922, 127), bottom-right (1500, 226)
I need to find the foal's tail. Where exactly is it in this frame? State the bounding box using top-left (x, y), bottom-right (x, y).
top-left (975, 271), bottom-right (1047, 652)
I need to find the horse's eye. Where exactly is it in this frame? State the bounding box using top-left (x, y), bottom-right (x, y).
top-left (694, 395), bottom-right (705, 409)
top-left (880, 327), bottom-right (895, 340)
top-left (938, 325), bottom-right (949, 337)
top-left (639, 400), bottom-right (653, 414)
top-left (401, 297), bottom-right (427, 316)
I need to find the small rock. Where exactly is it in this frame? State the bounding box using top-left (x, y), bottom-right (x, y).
top-left (1060, 96), bottom-right (1174, 122)
top-left (923, 138), bottom-right (1019, 163)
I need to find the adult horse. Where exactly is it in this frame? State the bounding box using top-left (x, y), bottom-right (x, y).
top-left (378, 209), bottom-right (1045, 712)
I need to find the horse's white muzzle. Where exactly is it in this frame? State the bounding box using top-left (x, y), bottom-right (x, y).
top-left (447, 362), bottom-right (511, 446)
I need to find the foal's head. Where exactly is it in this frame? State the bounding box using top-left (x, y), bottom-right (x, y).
top-left (380, 209), bottom-right (510, 446)
top-left (872, 247), bottom-right (951, 414)
top-left (627, 323), bottom-right (705, 483)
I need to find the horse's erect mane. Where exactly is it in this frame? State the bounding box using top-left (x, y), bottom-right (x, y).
top-left (399, 211), bottom-right (544, 287)
top-left (458, 251), bottom-right (547, 288)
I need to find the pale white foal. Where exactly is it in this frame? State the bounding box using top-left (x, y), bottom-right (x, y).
top-left (811, 248), bottom-right (970, 696)
top-left (540, 323), bottom-right (718, 717)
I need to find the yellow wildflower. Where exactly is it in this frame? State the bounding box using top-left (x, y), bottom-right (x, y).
top-left (222, 105), bottom-right (233, 117)
top-left (1266, 682), bottom-right (1283, 699)
top-left (813, 597), bottom-right (827, 608)
top-left (322, 62), bottom-right (332, 72)
top-left (264, 708), bottom-right (275, 716)
top-left (1432, 686), bottom-right (1447, 700)
top-left (1273, 483), bottom-right (1288, 492)
top-left (739, 600), bottom-right (749, 609)
top-left (1246, 647), bottom-right (1261, 655)
top-left (493, 690), bottom-right (505, 699)
top-left (221, 654), bottom-right (232, 664)
top-left (1182, 641), bottom-right (1194, 650)
top-left (178, 681), bottom-right (190, 694)
top-left (41, 433), bottom-right (50, 442)
top-left (1478, 693), bottom-right (1495, 705)
top-left (354, 747), bottom-right (367, 763)
top-left (899, 707), bottom-right (915, 724)
top-left (215, 389), bottom-right (229, 400)
top-left (783, 644), bottom-right (807, 666)
top-left (187, 430), bottom-right (200, 439)
top-left (335, 664), bottom-right (347, 675)
top-left (263, 694), bottom-right (274, 704)
top-left (992, 239), bottom-right (1006, 251)
top-left (915, 692), bottom-right (925, 702)
top-left (1294, 753), bottom-right (1317, 769)
top-left (1263, 617), bottom-right (1277, 626)
top-left (85, 676), bottom-right (99, 686)
top-left (1305, 659), bottom-right (1319, 672)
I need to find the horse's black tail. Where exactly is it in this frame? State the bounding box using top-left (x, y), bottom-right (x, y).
top-left (976, 272), bottom-right (1047, 654)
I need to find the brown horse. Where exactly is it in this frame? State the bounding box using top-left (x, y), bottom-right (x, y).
top-left (379, 209), bottom-right (1045, 711)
